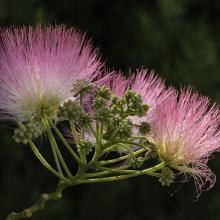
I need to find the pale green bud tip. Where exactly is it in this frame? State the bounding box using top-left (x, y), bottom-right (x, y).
top-left (40, 193), bottom-right (49, 201)
top-left (72, 79), bottom-right (92, 96)
top-left (96, 86), bottom-right (111, 100)
top-left (13, 121), bottom-right (43, 144)
top-left (78, 139), bottom-right (93, 155)
top-left (128, 157), bottom-right (144, 169)
top-left (23, 209), bottom-right (32, 218)
top-left (159, 167), bottom-right (175, 186)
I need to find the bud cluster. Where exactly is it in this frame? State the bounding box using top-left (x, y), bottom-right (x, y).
top-left (13, 121), bottom-right (43, 144)
top-left (159, 167), bottom-right (175, 186)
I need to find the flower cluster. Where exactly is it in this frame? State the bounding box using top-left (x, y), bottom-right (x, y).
top-left (1, 25), bottom-right (220, 220)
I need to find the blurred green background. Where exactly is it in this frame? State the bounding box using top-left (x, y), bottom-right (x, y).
top-left (1, 0), bottom-right (220, 219)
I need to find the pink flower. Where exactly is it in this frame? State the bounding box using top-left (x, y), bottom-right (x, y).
top-left (0, 25), bottom-right (102, 121)
top-left (151, 88), bottom-right (220, 193)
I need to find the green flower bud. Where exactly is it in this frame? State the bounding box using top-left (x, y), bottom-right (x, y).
top-left (95, 107), bottom-right (111, 123)
top-left (78, 139), bottom-right (93, 155)
top-left (159, 167), bottom-right (175, 186)
top-left (128, 157), bottom-right (144, 169)
top-left (117, 119), bottom-right (133, 139)
top-left (139, 122), bottom-right (151, 135)
top-left (96, 86), bottom-right (111, 100)
top-left (78, 112), bottom-right (92, 128)
top-left (13, 121), bottom-right (43, 144)
top-left (23, 209), bottom-right (32, 218)
top-left (92, 97), bottom-right (107, 110)
top-left (57, 100), bottom-right (82, 121)
top-left (72, 79), bottom-right (92, 96)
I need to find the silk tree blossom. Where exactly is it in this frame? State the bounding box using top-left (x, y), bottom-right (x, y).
top-left (0, 25), bottom-right (102, 122)
top-left (151, 88), bottom-right (220, 193)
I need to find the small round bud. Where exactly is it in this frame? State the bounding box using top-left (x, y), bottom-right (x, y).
top-left (54, 193), bottom-right (62, 200)
top-left (78, 139), bottom-right (93, 155)
top-left (13, 121), bottom-right (43, 144)
top-left (92, 97), bottom-right (107, 110)
top-left (159, 167), bottom-right (175, 186)
top-left (57, 100), bottom-right (82, 121)
top-left (96, 86), bottom-right (111, 100)
top-left (95, 107), bottom-right (111, 124)
top-left (72, 79), bottom-right (92, 96)
top-left (40, 193), bottom-right (49, 201)
top-left (23, 209), bottom-right (32, 218)
top-left (139, 122), bottom-right (151, 135)
top-left (128, 157), bottom-right (144, 168)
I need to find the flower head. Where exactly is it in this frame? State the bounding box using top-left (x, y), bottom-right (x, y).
top-left (0, 25), bottom-right (102, 122)
top-left (151, 88), bottom-right (220, 193)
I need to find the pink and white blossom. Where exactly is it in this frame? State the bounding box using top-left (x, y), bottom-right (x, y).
top-left (0, 25), bottom-right (102, 121)
top-left (151, 88), bottom-right (220, 192)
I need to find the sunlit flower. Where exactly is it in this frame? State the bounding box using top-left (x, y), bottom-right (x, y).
top-left (0, 25), bottom-right (102, 122)
top-left (151, 88), bottom-right (220, 193)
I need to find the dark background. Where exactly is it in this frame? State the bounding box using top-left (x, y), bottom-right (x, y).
top-left (1, 0), bottom-right (220, 219)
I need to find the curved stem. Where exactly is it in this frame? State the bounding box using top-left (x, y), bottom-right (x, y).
top-left (99, 148), bottom-right (147, 165)
top-left (97, 165), bottom-right (137, 174)
top-left (48, 119), bottom-right (83, 165)
top-left (70, 119), bottom-right (86, 164)
top-left (128, 136), bottom-right (147, 140)
top-left (80, 162), bottom-right (164, 184)
top-left (28, 140), bottom-right (70, 182)
top-left (43, 116), bottom-right (73, 179)
top-left (85, 165), bottom-right (130, 178)
top-left (5, 181), bottom-right (72, 220)
top-left (42, 117), bottom-right (63, 176)
top-left (89, 121), bottom-right (104, 165)
top-left (103, 143), bottom-right (136, 159)
top-left (120, 141), bottom-right (150, 149)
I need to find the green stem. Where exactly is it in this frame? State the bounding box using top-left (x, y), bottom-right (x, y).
top-left (85, 165), bottom-right (129, 178)
top-left (48, 119), bottom-right (83, 165)
top-left (129, 136), bottom-right (147, 140)
top-left (28, 141), bottom-right (69, 182)
top-left (97, 165), bottom-right (137, 174)
top-left (103, 143), bottom-right (136, 159)
top-left (70, 119), bottom-right (86, 164)
top-left (89, 124), bottom-right (97, 139)
top-left (89, 121), bottom-right (103, 164)
top-left (120, 141), bottom-right (150, 149)
top-left (80, 162), bottom-right (165, 184)
top-left (42, 118), bottom-right (62, 175)
top-left (79, 93), bottom-right (85, 139)
top-left (99, 148), bottom-right (147, 165)
top-left (43, 116), bottom-right (73, 179)
top-left (5, 181), bottom-right (73, 220)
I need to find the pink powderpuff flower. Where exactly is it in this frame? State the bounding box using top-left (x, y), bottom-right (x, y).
top-left (151, 88), bottom-right (220, 193)
top-left (0, 25), bottom-right (102, 122)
